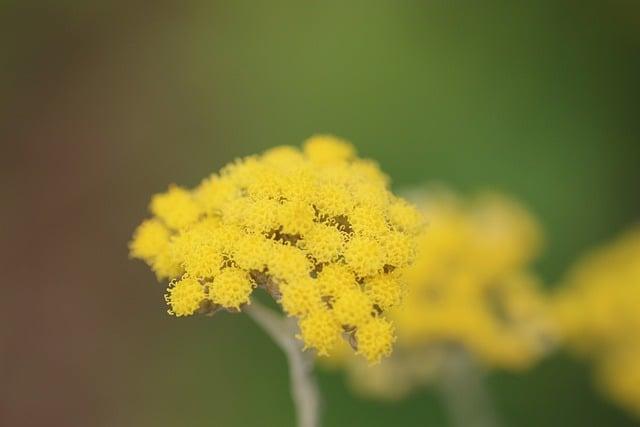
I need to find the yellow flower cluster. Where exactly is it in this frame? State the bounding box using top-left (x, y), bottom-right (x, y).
top-left (397, 190), bottom-right (551, 367)
top-left (327, 188), bottom-right (554, 398)
top-left (553, 226), bottom-right (640, 416)
top-left (129, 135), bottom-right (424, 363)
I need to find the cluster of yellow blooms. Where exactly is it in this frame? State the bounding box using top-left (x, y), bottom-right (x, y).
top-left (553, 226), bottom-right (640, 416)
top-left (328, 189), bottom-right (554, 399)
top-left (129, 136), bottom-right (424, 363)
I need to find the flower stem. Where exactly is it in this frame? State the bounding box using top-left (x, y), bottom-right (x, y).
top-left (438, 349), bottom-right (500, 427)
top-left (244, 301), bottom-right (321, 427)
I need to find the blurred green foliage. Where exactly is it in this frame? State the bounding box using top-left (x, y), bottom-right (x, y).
top-left (125, 2), bottom-right (638, 426)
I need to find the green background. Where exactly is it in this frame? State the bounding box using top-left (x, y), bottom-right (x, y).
top-left (3, 1), bottom-right (639, 425)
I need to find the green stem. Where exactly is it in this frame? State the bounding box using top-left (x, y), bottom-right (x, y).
top-left (245, 302), bottom-right (321, 427)
top-left (439, 349), bottom-right (500, 427)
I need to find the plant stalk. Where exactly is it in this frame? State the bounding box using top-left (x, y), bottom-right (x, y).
top-left (244, 302), bottom-right (321, 427)
top-left (438, 348), bottom-right (500, 427)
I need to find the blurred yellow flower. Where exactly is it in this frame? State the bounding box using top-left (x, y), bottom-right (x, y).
top-left (327, 188), bottom-right (554, 398)
top-left (129, 135), bottom-right (424, 363)
top-left (553, 226), bottom-right (640, 416)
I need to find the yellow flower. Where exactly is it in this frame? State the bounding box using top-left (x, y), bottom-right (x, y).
top-left (129, 219), bottom-right (170, 261)
top-left (332, 288), bottom-right (375, 328)
top-left (301, 223), bottom-right (346, 263)
top-left (325, 187), bottom-right (553, 396)
top-left (151, 251), bottom-right (183, 280)
top-left (150, 185), bottom-right (201, 230)
top-left (165, 277), bottom-right (206, 317)
top-left (298, 309), bottom-right (343, 356)
top-left (363, 274), bottom-right (404, 311)
top-left (597, 346), bottom-right (640, 418)
top-left (279, 279), bottom-right (323, 317)
top-left (303, 134), bottom-right (355, 164)
top-left (208, 268), bottom-right (254, 310)
top-left (129, 135), bottom-right (423, 363)
top-left (343, 236), bottom-right (387, 277)
top-left (316, 264), bottom-right (358, 298)
top-left (355, 317), bottom-right (396, 364)
top-left (397, 189), bottom-right (551, 369)
top-left (553, 226), bottom-right (640, 416)
top-left (171, 218), bottom-right (224, 278)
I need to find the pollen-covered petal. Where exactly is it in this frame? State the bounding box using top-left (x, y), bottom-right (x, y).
top-left (349, 159), bottom-right (389, 187)
top-left (224, 197), bottom-right (280, 232)
top-left (171, 219), bottom-right (224, 278)
top-left (268, 245), bottom-right (313, 284)
top-left (280, 279), bottom-right (323, 317)
top-left (261, 145), bottom-right (305, 169)
top-left (303, 134), bottom-right (355, 164)
top-left (315, 263), bottom-right (358, 298)
top-left (343, 236), bottom-right (386, 277)
top-left (278, 200), bottom-right (315, 235)
top-left (230, 233), bottom-right (275, 272)
top-left (388, 198), bottom-right (424, 234)
top-left (364, 274), bottom-right (404, 311)
top-left (298, 309), bottom-right (342, 356)
top-left (165, 277), bottom-right (206, 316)
top-left (301, 223), bottom-right (346, 263)
top-left (152, 251), bottom-right (182, 280)
top-left (313, 184), bottom-right (355, 217)
top-left (332, 288), bottom-right (374, 327)
top-left (381, 231), bottom-right (416, 267)
top-left (129, 219), bottom-right (171, 261)
top-left (209, 268), bottom-right (254, 309)
top-left (355, 317), bottom-right (396, 364)
top-left (349, 206), bottom-right (389, 237)
top-left (150, 185), bottom-right (201, 230)
top-left (194, 175), bottom-right (238, 214)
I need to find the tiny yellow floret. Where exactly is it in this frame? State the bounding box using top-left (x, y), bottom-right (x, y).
top-left (280, 280), bottom-right (323, 317)
top-left (152, 251), bottom-right (183, 280)
top-left (209, 268), bottom-right (253, 310)
top-left (299, 309), bottom-right (343, 356)
top-left (303, 134), bottom-right (355, 164)
top-left (166, 277), bottom-right (205, 316)
top-left (344, 236), bottom-right (386, 277)
top-left (332, 288), bottom-right (374, 327)
top-left (316, 264), bottom-right (358, 297)
top-left (151, 185), bottom-right (201, 230)
top-left (364, 274), bottom-right (404, 311)
top-left (129, 219), bottom-right (171, 261)
top-left (356, 317), bottom-right (396, 364)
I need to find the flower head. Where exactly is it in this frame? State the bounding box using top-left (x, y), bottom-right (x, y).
top-left (553, 226), bottom-right (640, 416)
top-left (396, 189), bottom-right (552, 369)
top-left (325, 188), bottom-right (553, 398)
top-left (165, 277), bottom-right (206, 317)
top-left (130, 135), bottom-right (423, 363)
